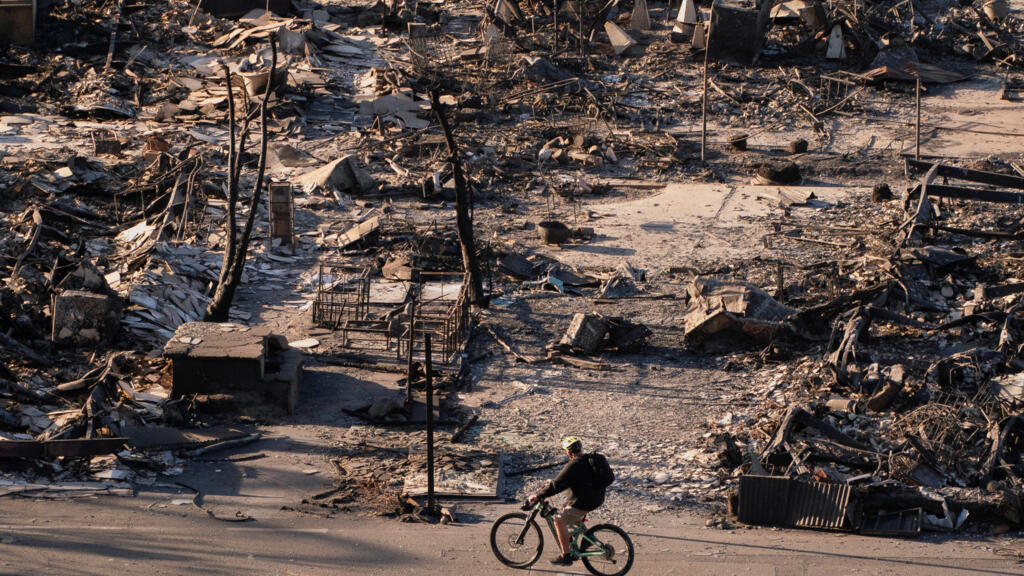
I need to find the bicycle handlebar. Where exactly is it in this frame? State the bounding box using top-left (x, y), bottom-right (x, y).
top-left (521, 499), bottom-right (554, 514)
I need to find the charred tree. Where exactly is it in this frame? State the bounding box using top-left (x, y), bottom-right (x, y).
top-left (204, 36), bottom-right (278, 322)
top-left (429, 90), bottom-right (486, 308)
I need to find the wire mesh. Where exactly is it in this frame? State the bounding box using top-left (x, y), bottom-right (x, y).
top-left (407, 28), bottom-right (461, 89)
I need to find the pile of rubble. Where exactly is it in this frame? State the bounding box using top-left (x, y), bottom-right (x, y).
top-left (0, 0), bottom-right (1022, 539)
top-left (655, 162), bottom-right (1024, 534)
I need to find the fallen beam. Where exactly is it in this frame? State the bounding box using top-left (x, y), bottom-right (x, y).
top-left (0, 438), bottom-right (127, 459)
top-left (978, 282), bottom-right (1024, 300)
top-left (918, 184), bottom-right (1024, 204)
top-left (906, 159), bottom-right (1024, 190)
top-left (926, 224), bottom-right (1022, 240)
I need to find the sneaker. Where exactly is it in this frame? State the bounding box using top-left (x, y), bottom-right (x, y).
top-left (549, 555), bottom-right (574, 566)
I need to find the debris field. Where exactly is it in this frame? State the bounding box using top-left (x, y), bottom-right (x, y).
top-left (1, 0), bottom-right (1024, 540)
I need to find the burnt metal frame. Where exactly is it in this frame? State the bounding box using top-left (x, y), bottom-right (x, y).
top-left (819, 73), bottom-right (860, 107)
top-left (398, 272), bottom-right (471, 365)
top-left (312, 265), bottom-right (470, 362)
top-left (312, 264), bottom-right (371, 329)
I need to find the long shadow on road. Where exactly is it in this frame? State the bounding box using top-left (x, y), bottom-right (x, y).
top-left (632, 532), bottom-right (1021, 576)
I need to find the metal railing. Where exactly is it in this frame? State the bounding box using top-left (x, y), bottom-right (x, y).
top-left (398, 273), bottom-right (471, 365)
top-left (312, 264), bottom-right (371, 328)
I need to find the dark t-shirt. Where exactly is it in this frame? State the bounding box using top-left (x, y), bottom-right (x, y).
top-left (537, 454), bottom-right (605, 511)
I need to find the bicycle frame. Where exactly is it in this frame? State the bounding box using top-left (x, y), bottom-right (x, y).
top-left (517, 501), bottom-right (610, 559)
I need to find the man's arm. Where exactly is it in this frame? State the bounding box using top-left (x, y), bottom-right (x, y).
top-left (532, 462), bottom-right (575, 501)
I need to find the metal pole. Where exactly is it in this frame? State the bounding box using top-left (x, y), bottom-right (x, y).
top-left (701, 55), bottom-right (709, 162)
top-left (701, 4), bottom-right (714, 162)
top-left (915, 77), bottom-right (921, 161)
top-left (406, 299), bottom-right (416, 406)
top-left (424, 333), bottom-right (435, 511)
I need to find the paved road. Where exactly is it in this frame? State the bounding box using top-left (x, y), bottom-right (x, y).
top-left (0, 495), bottom-right (1021, 576)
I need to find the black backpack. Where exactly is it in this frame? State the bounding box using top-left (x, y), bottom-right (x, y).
top-left (588, 453), bottom-right (615, 489)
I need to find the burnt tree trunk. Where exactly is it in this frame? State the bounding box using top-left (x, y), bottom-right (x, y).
top-left (429, 90), bottom-right (486, 307)
top-left (205, 36), bottom-right (277, 322)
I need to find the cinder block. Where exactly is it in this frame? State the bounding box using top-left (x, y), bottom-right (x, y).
top-left (52, 290), bottom-right (119, 345)
top-left (559, 313), bottom-right (608, 355)
top-left (163, 322), bottom-right (303, 414)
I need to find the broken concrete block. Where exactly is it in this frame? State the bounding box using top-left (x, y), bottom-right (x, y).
top-left (163, 322), bottom-right (303, 414)
top-left (606, 317), bottom-right (651, 351)
top-left (691, 22), bottom-right (707, 49)
top-left (631, 0), bottom-right (651, 30)
top-left (683, 277), bottom-right (797, 350)
top-left (604, 21), bottom-right (637, 56)
top-left (51, 290), bottom-right (121, 346)
top-left (826, 24), bottom-right (847, 60)
top-left (559, 313), bottom-right (608, 355)
top-left (295, 155), bottom-right (377, 195)
top-left (678, 0), bottom-right (698, 24)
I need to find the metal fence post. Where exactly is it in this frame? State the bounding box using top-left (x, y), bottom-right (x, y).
top-left (424, 333), bottom-right (435, 511)
top-left (406, 299), bottom-right (416, 406)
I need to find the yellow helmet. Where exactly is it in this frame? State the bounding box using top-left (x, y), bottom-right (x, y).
top-left (561, 436), bottom-right (582, 453)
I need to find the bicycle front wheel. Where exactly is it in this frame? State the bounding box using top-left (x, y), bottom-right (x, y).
top-left (490, 512), bottom-right (544, 569)
top-left (579, 523), bottom-right (635, 576)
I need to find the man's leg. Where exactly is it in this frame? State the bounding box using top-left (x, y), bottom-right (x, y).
top-left (554, 516), bottom-right (571, 557)
top-left (553, 507), bottom-right (586, 558)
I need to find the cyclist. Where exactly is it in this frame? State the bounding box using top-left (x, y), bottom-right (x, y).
top-left (527, 436), bottom-right (607, 566)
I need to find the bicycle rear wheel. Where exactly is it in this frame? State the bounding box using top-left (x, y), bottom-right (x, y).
top-left (490, 512), bottom-right (544, 568)
top-left (579, 523), bottom-right (634, 576)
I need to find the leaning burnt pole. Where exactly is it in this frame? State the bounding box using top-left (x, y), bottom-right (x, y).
top-left (429, 91), bottom-right (486, 308)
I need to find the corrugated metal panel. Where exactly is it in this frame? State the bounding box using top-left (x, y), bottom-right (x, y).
top-left (791, 480), bottom-right (851, 529)
top-left (738, 475), bottom-right (792, 526)
top-left (738, 475), bottom-right (852, 530)
top-left (0, 0), bottom-right (34, 45)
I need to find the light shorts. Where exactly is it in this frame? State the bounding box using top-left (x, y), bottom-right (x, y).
top-left (556, 506), bottom-right (588, 526)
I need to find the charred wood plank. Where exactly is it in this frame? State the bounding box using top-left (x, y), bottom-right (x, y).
top-left (979, 283), bottom-right (1024, 300)
top-left (925, 224), bottom-right (1022, 240)
top-left (0, 437), bottom-right (127, 459)
top-left (914, 183), bottom-right (1024, 204)
top-left (906, 159), bottom-right (1024, 190)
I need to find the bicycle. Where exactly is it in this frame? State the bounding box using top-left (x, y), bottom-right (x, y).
top-left (489, 500), bottom-right (635, 576)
